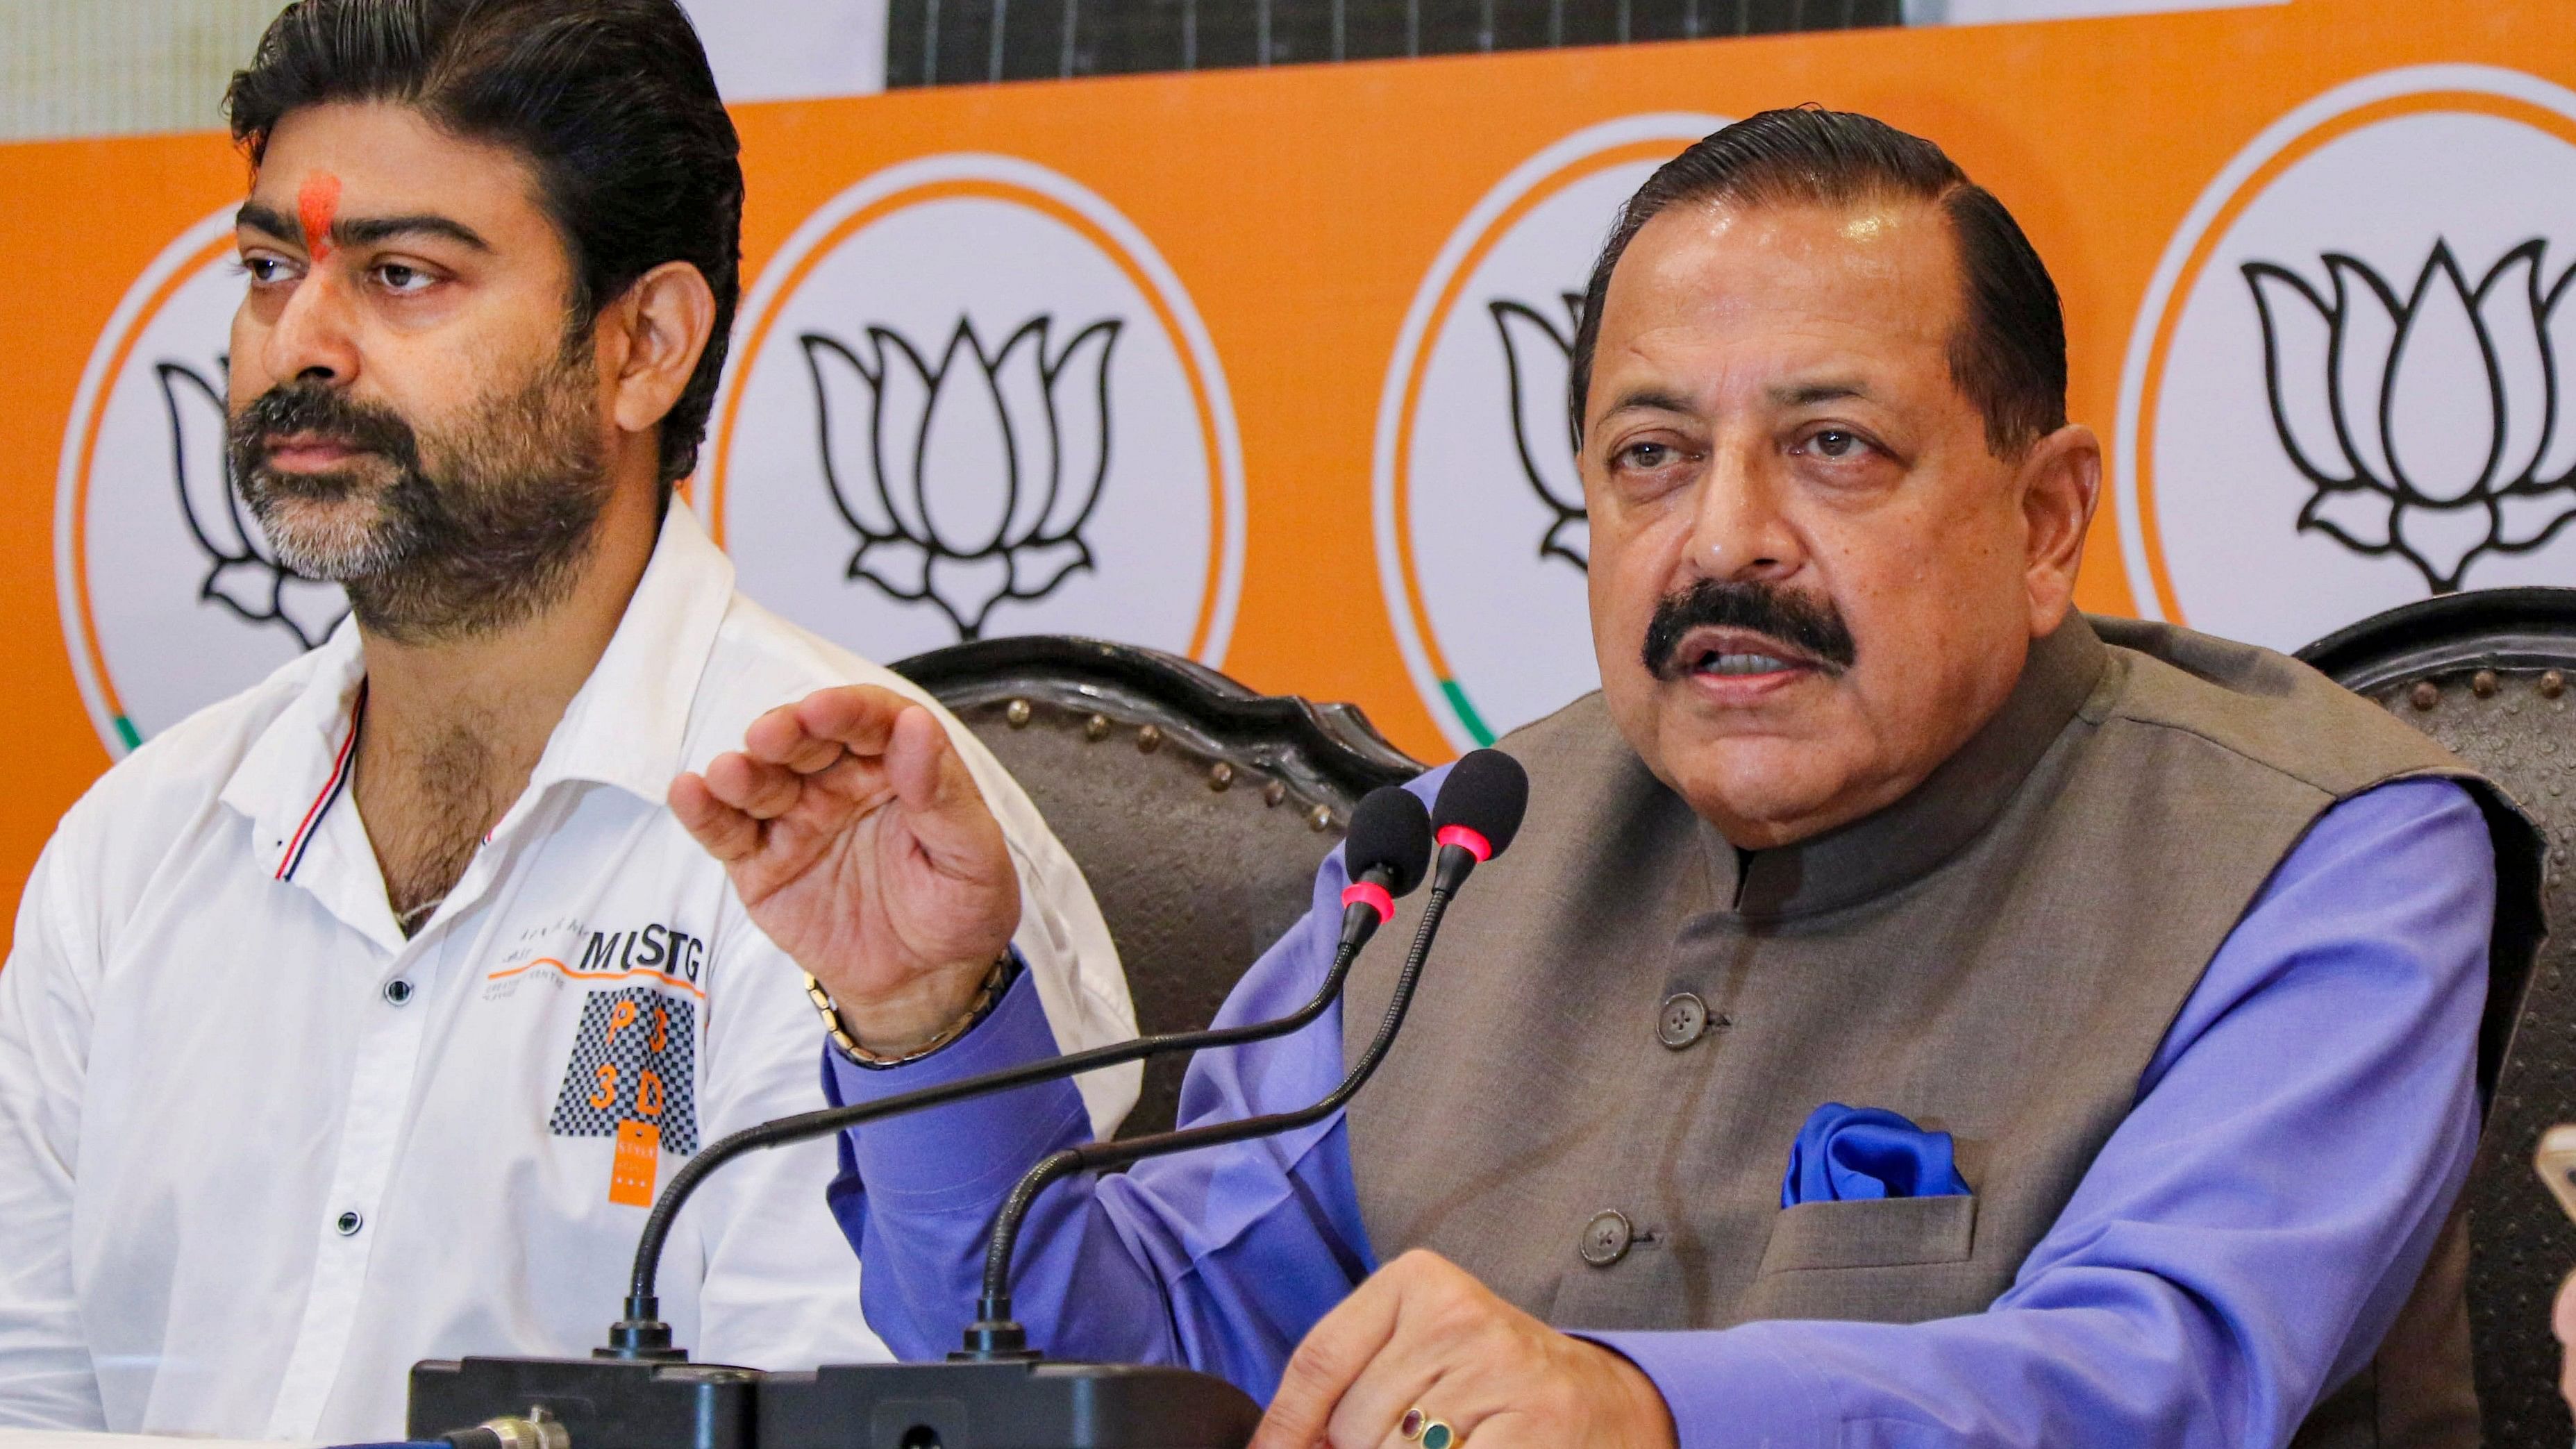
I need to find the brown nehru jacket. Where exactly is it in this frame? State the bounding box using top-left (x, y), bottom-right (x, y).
top-left (1345, 614), bottom-right (2543, 1446)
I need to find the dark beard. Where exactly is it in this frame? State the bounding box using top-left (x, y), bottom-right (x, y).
top-left (226, 346), bottom-right (612, 646)
top-left (1641, 577), bottom-right (1859, 679)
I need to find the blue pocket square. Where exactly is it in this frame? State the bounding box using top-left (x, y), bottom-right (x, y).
top-left (1782, 1103), bottom-right (1972, 1207)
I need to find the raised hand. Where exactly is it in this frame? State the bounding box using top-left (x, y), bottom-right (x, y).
top-left (670, 685), bottom-right (1020, 1053)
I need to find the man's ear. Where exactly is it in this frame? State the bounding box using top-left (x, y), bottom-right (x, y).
top-left (2017, 422), bottom-right (2102, 635)
top-left (601, 260), bottom-right (716, 437)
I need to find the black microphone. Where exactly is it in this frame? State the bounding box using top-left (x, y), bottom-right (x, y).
top-left (957, 750), bottom-right (1530, 1361)
top-left (1428, 744), bottom-right (1530, 892)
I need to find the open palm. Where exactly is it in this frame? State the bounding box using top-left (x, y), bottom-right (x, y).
top-left (671, 685), bottom-right (1021, 1050)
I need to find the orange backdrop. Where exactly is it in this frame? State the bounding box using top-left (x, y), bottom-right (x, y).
top-left (3, 0), bottom-right (2568, 948)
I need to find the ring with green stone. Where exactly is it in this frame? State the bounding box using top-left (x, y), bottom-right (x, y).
top-left (1397, 1409), bottom-right (1457, 1448)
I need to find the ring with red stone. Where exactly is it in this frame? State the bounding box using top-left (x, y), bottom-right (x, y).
top-left (1398, 1409), bottom-right (1457, 1447)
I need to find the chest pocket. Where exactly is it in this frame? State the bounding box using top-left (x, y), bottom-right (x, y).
top-left (1759, 1193), bottom-right (1977, 1273)
top-left (1733, 1194), bottom-right (1993, 1326)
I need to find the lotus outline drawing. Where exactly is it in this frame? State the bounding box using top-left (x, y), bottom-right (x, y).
top-left (803, 315), bottom-right (1120, 639)
top-left (2244, 240), bottom-right (2576, 592)
top-left (1490, 292), bottom-right (1589, 571)
top-left (156, 359), bottom-right (349, 648)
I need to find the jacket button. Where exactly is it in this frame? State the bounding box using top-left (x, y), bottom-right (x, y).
top-left (1580, 1209), bottom-right (1633, 1267)
top-left (383, 980), bottom-right (414, 1006)
top-left (1657, 991), bottom-right (1709, 1049)
top-left (335, 1209), bottom-right (363, 1236)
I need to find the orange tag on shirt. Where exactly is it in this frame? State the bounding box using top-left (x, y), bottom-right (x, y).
top-left (610, 1119), bottom-right (661, 1207)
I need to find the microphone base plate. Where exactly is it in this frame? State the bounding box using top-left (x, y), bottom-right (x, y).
top-left (766, 1359), bottom-right (1263, 1449)
top-left (410, 1355), bottom-right (1264, 1449)
top-left (410, 1355), bottom-right (760, 1449)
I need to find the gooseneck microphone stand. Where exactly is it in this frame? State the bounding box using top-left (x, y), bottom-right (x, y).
top-left (962, 856), bottom-right (1464, 1360)
top-left (601, 786), bottom-right (1435, 1359)
top-left (408, 755), bottom-right (1525, 1449)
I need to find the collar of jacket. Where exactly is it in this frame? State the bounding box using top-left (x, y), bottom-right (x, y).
top-left (1693, 613), bottom-right (2113, 921)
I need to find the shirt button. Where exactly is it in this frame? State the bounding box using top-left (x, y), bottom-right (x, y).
top-left (383, 980), bottom-right (414, 1006)
top-left (1580, 1209), bottom-right (1633, 1267)
top-left (335, 1209), bottom-right (364, 1236)
top-left (1657, 991), bottom-right (1710, 1049)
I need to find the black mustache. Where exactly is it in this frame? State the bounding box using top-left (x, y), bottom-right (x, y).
top-left (1641, 578), bottom-right (1858, 679)
top-left (227, 383), bottom-right (421, 476)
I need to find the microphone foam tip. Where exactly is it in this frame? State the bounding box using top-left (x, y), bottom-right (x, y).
top-left (1430, 749), bottom-right (1530, 860)
top-left (1344, 785), bottom-right (1435, 896)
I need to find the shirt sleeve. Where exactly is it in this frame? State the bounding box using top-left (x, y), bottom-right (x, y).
top-left (951, 717), bottom-right (1143, 1139)
top-left (823, 778), bottom-right (1418, 1400)
top-left (0, 836), bottom-right (111, 1429)
top-left (1587, 777), bottom-right (2496, 1449)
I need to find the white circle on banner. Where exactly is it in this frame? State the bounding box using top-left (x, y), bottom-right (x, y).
top-left (55, 209), bottom-right (350, 755)
top-left (704, 154), bottom-right (1244, 664)
top-left (1374, 114), bottom-right (1723, 751)
top-left (2118, 66), bottom-right (2576, 651)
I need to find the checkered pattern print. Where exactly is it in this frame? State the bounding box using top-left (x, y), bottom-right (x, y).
top-left (548, 987), bottom-right (701, 1154)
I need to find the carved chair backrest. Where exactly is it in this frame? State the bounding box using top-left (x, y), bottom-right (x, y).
top-left (2300, 585), bottom-right (2576, 1445)
top-left (894, 636), bottom-right (1425, 1139)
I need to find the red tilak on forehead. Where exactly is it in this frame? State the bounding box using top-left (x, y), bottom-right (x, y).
top-left (297, 173), bottom-right (342, 261)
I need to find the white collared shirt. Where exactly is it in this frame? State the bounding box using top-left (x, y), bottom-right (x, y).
top-left (0, 507), bottom-right (1137, 1441)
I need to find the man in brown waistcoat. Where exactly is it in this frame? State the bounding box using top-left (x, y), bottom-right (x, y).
top-left (674, 108), bottom-right (2542, 1447)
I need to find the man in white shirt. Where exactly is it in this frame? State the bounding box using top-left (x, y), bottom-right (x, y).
top-left (0, 0), bottom-right (1137, 1439)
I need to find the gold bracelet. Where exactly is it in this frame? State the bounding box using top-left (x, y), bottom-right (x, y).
top-left (809, 950), bottom-right (1014, 1069)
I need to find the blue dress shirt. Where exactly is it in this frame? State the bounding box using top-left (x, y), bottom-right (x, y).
top-left (824, 772), bottom-right (2493, 1447)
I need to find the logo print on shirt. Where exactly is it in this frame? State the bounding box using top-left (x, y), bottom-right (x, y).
top-left (549, 986), bottom-right (701, 1159)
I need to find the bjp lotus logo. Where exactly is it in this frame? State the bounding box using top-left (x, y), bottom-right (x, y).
top-left (2115, 74), bottom-right (2576, 653)
top-left (2245, 239), bottom-right (2576, 592)
top-left (155, 357), bottom-right (348, 648)
top-left (1489, 292), bottom-right (1590, 571)
top-left (800, 315), bottom-right (1120, 640)
top-left (708, 156), bottom-right (1241, 669)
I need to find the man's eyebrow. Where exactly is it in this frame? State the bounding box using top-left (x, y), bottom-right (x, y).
top-left (332, 212), bottom-right (492, 251)
top-left (231, 202), bottom-right (492, 254)
top-left (1596, 380), bottom-right (1877, 421)
top-left (235, 200), bottom-right (296, 242)
top-left (1601, 387), bottom-right (1694, 418)
top-left (1772, 380), bottom-right (1871, 407)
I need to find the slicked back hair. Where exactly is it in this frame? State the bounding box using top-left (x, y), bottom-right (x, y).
top-left (226, 0), bottom-right (743, 492)
top-left (1569, 106), bottom-right (2067, 459)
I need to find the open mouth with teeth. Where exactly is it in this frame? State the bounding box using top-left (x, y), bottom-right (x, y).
top-left (1661, 625), bottom-right (1843, 695)
top-left (1694, 649), bottom-right (1803, 676)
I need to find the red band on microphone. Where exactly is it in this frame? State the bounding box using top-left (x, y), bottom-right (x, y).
top-left (1435, 825), bottom-right (1493, 862)
top-left (1340, 880), bottom-right (1396, 923)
